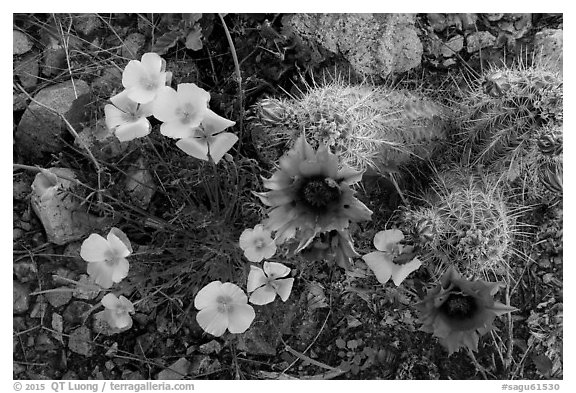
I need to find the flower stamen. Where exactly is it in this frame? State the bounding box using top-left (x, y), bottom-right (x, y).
top-left (299, 176), bottom-right (341, 210)
top-left (440, 292), bottom-right (477, 320)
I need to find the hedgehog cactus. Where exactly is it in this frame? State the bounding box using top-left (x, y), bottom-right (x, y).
top-left (402, 168), bottom-right (521, 279)
top-left (250, 77), bottom-right (452, 174)
top-left (459, 62), bottom-right (563, 187)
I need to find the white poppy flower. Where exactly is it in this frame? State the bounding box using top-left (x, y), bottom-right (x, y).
top-left (247, 262), bottom-right (294, 305)
top-left (80, 227), bottom-right (132, 289)
top-left (194, 281), bottom-right (255, 337)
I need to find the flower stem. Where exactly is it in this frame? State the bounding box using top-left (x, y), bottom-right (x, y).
top-left (218, 13), bottom-right (244, 150)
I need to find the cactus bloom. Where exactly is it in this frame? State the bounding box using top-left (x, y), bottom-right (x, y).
top-left (255, 135), bottom-right (372, 255)
top-left (416, 267), bottom-right (516, 355)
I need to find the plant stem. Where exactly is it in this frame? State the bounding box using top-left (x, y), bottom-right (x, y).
top-left (218, 13), bottom-right (244, 150)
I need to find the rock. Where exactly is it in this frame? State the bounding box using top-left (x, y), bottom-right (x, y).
top-left (15, 79), bottom-right (90, 159)
top-left (45, 289), bottom-right (73, 308)
top-left (466, 31), bottom-right (496, 53)
top-left (30, 297), bottom-right (47, 319)
top-left (13, 92), bottom-right (28, 111)
top-left (13, 178), bottom-right (31, 200)
top-left (122, 33), bottom-right (146, 60)
top-left (441, 35), bottom-right (464, 57)
top-left (42, 47), bottom-right (66, 76)
top-left (122, 370), bottom-right (144, 379)
top-left (73, 275), bottom-right (100, 300)
top-left (13, 228), bottom-right (24, 242)
top-left (198, 340), bottom-right (222, 355)
top-left (72, 13), bottom-right (102, 37)
top-left (30, 167), bottom-right (111, 245)
top-left (13, 281), bottom-right (31, 314)
top-left (14, 30), bottom-right (33, 55)
top-left (426, 14), bottom-right (448, 32)
top-left (35, 332), bottom-right (57, 352)
top-left (63, 301), bottom-right (92, 325)
top-left (125, 157), bottom-right (156, 209)
top-left (14, 52), bottom-right (40, 89)
top-left (51, 312), bottom-right (64, 343)
top-left (68, 326), bottom-right (93, 357)
top-left (534, 29), bottom-right (563, 75)
top-left (427, 14), bottom-right (476, 32)
top-left (284, 13), bottom-right (422, 77)
top-left (189, 355), bottom-right (220, 376)
top-left (484, 13), bottom-right (504, 22)
top-left (156, 357), bottom-right (191, 380)
top-left (13, 362), bottom-right (26, 376)
top-left (13, 259), bottom-right (38, 283)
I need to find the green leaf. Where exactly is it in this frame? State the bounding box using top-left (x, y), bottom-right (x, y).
top-left (185, 26), bottom-right (203, 51)
top-left (532, 353), bottom-right (553, 376)
top-left (152, 30), bottom-right (183, 55)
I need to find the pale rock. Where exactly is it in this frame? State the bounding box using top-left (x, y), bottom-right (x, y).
top-left (466, 31), bottom-right (497, 53)
top-left (534, 29), bottom-right (563, 75)
top-left (284, 13), bottom-right (422, 77)
top-left (14, 30), bottom-right (33, 55)
top-left (14, 52), bottom-right (40, 89)
top-left (68, 326), bottom-right (93, 357)
top-left (441, 35), bottom-right (464, 57)
top-left (156, 357), bottom-right (191, 380)
top-left (30, 167), bottom-right (111, 245)
top-left (122, 33), bottom-right (146, 60)
top-left (13, 281), bottom-right (31, 314)
top-left (15, 80), bottom-right (90, 159)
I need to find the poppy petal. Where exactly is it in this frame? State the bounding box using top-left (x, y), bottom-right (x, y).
top-left (194, 281), bottom-right (224, 310)
top-left (122, 60), bottom-right (146, 88)
top-left (107, 231), bottom-right (131, 258)
top-left (80, 234), bottom-right (111, 262)
top-left (263, 261), bottom-right (290, 279)
top-left (176, 137), bottom-right (209, 161)
top-left (87, 262), bottom-right (115, 289)
top-left (160, 121), bottom-right (196, 139)
top-left (111, 258), bottom-right (129, 283)
top-left (207, 132), bottom-right (238, 163)
top-left (109, 228), bottom-right (133, 254)
top-left (152, 86), bottom-right (180, 122)
top-left (244, 246), bottom-right (266, 263)
top-left (373, 229), bottom-right (404, 252)
top-left (362, 251), bottom-right (394, 285)
top-left (247, 266), bottom-right (267, 293)
top-left (196, 306), bottom-right (229, 337)
top-left (273, 278), bottom-right (294, 302)
top-left (227, 304), bottom-right (255, 333)
top-left (220, 282), bottom-right (248, 304)
top-left (104, 104), bottom-right (126, 131)
top-left (109, 90), bottom-right (137, 113)
top-left (201, 109), bottom-right (235, 136)
top-left (114, 118), bottom-right (151, 142)
top-left (249, 285), bottom-right (277, 305)
top-left (101, 293), bottom-right (119, 309)
top-left (140, 52), bottom-right (163, 73)
top-left (390, 257), bottom-right (422, 286)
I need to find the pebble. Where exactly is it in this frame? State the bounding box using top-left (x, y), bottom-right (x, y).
top-left (68, 326), bottom-right (93, 357)
top-left (198, 340), bottom-right (222, 355)
top-left (63, 301), bottom-right (92, 325)
top-left (13, 281), bottom-right (31, 314)
top-left (156, 357), bottom-right (191, 380)
top-left (441, 35), bottom-right (464, 57)
top-left (45, 289), bottom-right (73, 308)
top-left (13, 30), bottom-right (33, 55)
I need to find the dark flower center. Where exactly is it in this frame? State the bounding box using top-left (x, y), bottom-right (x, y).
top-left (299, 176), bottom-right (341, 211)
top-left (440, 292), bottom-right (477, 320)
